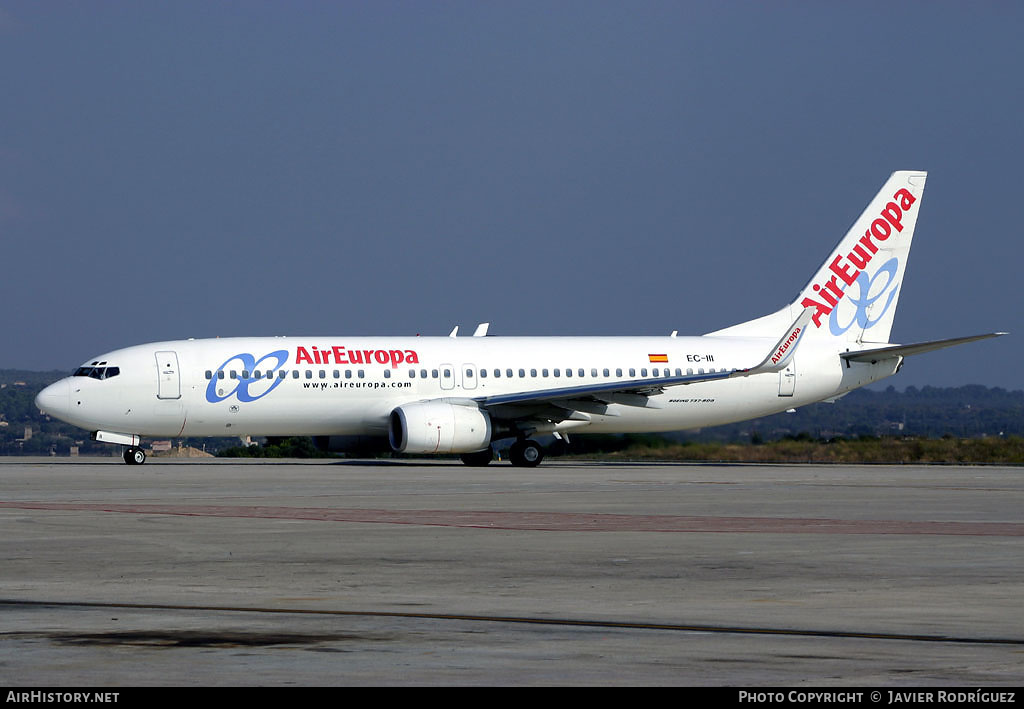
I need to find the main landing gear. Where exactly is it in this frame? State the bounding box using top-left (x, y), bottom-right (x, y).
top-left (458, 439), bottom-right (545, 467)
top-left (508, 439), bottom-right (543, 468)
top-left (122, 446), bottom-right (146, 465)
top-left (459, 447), bottom-right (494, 466)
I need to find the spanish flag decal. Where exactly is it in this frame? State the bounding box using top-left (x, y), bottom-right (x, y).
top-left (648, 354), bottom-right (669, 363)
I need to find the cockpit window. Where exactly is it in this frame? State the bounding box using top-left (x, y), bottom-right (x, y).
top-left (73, 366), bottom-right (120, 380)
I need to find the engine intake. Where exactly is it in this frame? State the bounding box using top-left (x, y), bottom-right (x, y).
top-left (389, 401), bottom-right (492, 454)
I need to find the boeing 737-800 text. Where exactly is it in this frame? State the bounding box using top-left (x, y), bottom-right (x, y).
top-left (35, 171), bottom-right (1004, 466)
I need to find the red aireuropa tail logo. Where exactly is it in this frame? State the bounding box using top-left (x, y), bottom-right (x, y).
top-left (801, 187), bottom-right (916, 328)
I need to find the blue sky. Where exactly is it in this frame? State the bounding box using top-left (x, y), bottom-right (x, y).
top-left (0, 2), bottom-right (1019, 389)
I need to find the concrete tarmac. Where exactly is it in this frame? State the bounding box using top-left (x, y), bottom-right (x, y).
top-left (0, 457), bottom-right (1021, 686)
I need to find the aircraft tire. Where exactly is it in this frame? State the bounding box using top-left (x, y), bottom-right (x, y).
top-left (460, 448), bottom-right (493, 467)
top-left (509, 439), bottom-right (543, 468)
top-left (123, 447), bottom-right (146, 465)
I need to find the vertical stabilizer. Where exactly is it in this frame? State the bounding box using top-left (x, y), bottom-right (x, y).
top-left (795, 170), bottom-right (926, 344)
top-left (708, 171), bottom-right (927, 345)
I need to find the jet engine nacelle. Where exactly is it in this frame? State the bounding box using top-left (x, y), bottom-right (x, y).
top-left (388, 401), bottom-right (492, 454)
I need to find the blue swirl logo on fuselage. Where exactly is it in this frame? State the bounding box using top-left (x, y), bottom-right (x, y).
top-left (206, 350), bottom-right (289, 403)
top-left (829, 257), bottom-right (900, 337)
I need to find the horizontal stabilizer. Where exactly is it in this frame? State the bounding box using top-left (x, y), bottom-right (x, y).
top-left (839, 333), bottom-right (1007, 363)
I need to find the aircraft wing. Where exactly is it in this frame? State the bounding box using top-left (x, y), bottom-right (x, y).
top-left (839, 333), bottom-right (1007, 364)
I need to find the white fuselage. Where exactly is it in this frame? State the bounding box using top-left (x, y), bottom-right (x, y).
top-left (36, 334), bottom-right (898, 441)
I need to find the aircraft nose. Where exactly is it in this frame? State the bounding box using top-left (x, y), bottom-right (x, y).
top-left (35, 379), bottom-right (70, 417)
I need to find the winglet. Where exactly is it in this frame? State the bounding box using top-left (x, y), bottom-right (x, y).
top-left (735, 308), bottom-right (813, 376)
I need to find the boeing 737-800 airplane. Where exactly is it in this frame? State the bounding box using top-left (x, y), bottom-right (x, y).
top-left (36, 171), bottom-right (1003, 466)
